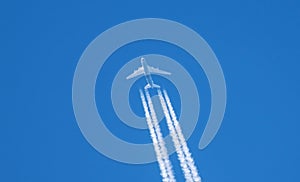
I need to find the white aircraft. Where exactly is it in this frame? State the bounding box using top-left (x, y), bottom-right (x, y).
top-left (126, 57), bottom-right (171, 89)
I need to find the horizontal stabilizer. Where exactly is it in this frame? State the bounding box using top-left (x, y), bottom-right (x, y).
top-left (152, 84), bottom-right (160, 88)
top-left (144, 83), bottom-right (160, 89)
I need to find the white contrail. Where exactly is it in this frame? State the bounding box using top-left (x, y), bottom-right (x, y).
top-left (139, 90), bottom-right (169, 181)
top-left (163, 89), bottom-right (202, 182)
top-left (145, 89), bottom-right (176, 182)
top-left (158, 89), bottom-right (194, 182)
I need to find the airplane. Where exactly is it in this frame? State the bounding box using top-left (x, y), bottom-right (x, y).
top-left (126, 57), bottom-right (171, 89)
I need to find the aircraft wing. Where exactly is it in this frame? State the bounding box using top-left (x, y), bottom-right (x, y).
top-left (126, 66), bottom-right (144, 79)
top-left (148, 66), bottom-right (171, 75)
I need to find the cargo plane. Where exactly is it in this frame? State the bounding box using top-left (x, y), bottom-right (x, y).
top-left (126, 57), bottom-right (171, 89)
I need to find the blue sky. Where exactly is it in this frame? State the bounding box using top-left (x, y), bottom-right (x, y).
top-left (2, 0), bottom-right (300, 181)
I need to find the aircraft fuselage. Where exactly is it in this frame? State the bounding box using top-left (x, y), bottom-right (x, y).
top-left (141, 58), bottom-right (156, 88)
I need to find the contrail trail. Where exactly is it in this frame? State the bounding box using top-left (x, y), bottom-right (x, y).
top-left (158, 89), bottom-right (194, 182)
top-left (139, 90), bottom-right (169, 181)
top-left (145, 89), bottom-right (176, 182)
top-left (163, 89), bottom-right (202, 182)
top-left (140, 89), bottom-right (176, 182)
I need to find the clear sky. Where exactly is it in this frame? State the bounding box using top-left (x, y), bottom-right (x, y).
top-left (3, 0), bottom-right (300, 181)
